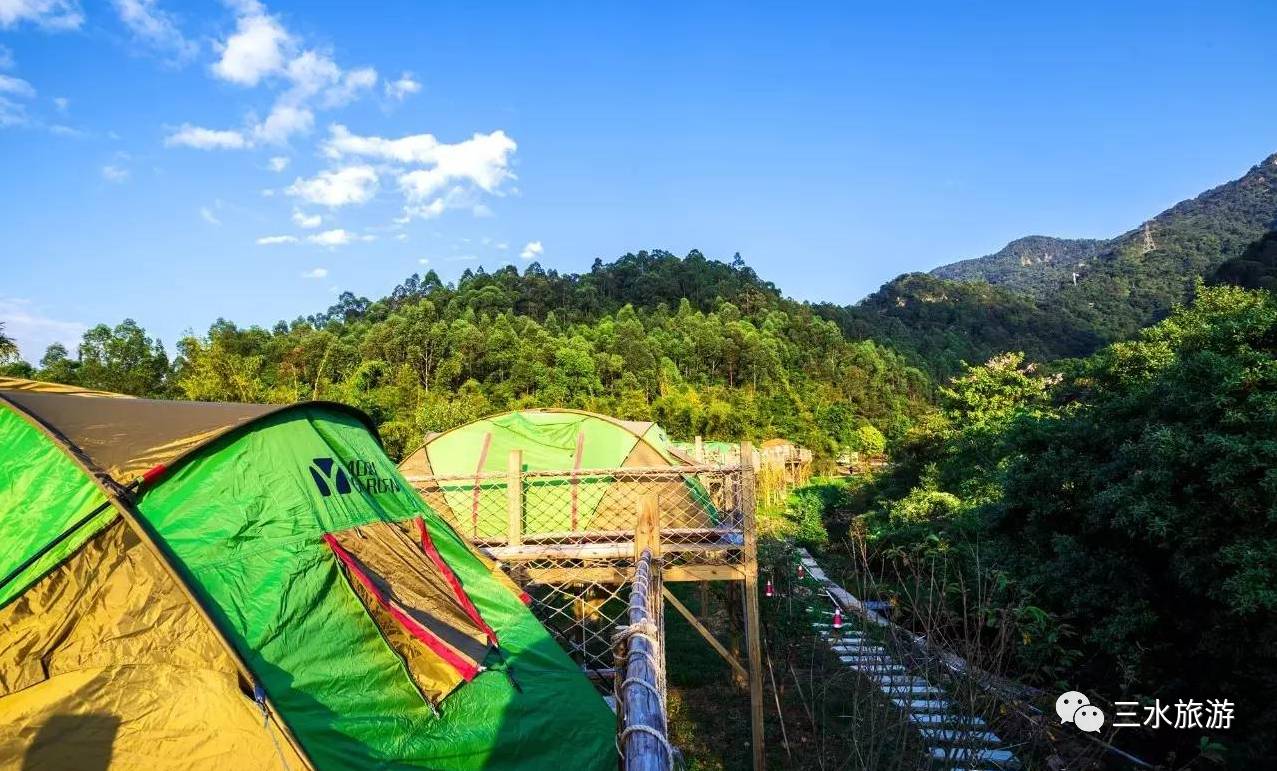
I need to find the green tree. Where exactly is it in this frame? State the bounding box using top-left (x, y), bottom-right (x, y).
top-left (76, 320), bottom-right (170, 396)
top-left (0, 322), bottom-right (17, 364)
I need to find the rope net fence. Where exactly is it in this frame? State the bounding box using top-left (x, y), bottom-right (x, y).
top-left (404, 463), bottom-right (754, 676)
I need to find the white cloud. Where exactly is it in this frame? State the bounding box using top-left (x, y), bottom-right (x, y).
top-left (519, 240), bottom-right (543, 260)
top-left (212, 8), bottom-right (289, 86)
top-left (385, 71), bottom-right (420, 101)
top-left (0, 297), bottom-right (86, 360)
top-left (300, 267), bottom-right (328, 279)
top-left (49, 123), bottom-right (82, 136)
top-left (165, 123), bottom-right (248, 149)
top-left (0, 0), bottom-right (83, 30)
top-left (401, 197), bottom-right (446, 220)
top-left (324, 126), bottom-right (517, 190)
top-left (197, 3), bottom-right (377, 154)
top-left (321, 66), bottom-right (376, 108)
top-left (495, 241), bottom-right (508, 250)
top-left (286, 165), bottom-right (378, 208)
top-left (256, 234), bottom-right (298, 244)
top-left (282, 48), bottom-right (338, 97)
top-left (0, 97), bottom-right (28, 127)
top-left (0, 72), bottom-right (33, 128)
top-left (0, 74), bottom-right (34, 98)
top-left (396, 233), bottom-right (407, 241)
top-left (112, 0), bottom-right (198, 63)
top-left (200, 205), bottom-right (222, 225)
top-left (267, 155), bottom-right (288, 171)
top-left (291, 208), bottom-right (321, 228)
top-left (52, 95), bottom-right (67, 111)
top-left (399, 140), bottom-right (510, 200)
top-left (307, 228), bottom-right (373, 247)
top-left (418, 257), bottom-right (429, 264)
top-left (250, 102), bottom-right (312, 144)
top-left (0, 45), bottom-right (12, 70)
top-left (101, 164), bottom-right (129, 182)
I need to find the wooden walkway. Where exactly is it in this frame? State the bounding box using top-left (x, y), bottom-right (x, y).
top-left (797, 549), bottom-right (1022, 770)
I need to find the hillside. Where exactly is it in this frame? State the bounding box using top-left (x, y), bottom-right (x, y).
top-left (1211, 229), bottom-right (1277, 292)
top-left (814, 274), bottom-right (1102, 377)
top-left (930, 235), bottom-right (1109, 295)
top-left (830, 152), bottom-right (1277, 374)
top-left (3, 250), bottom-right (932, 462)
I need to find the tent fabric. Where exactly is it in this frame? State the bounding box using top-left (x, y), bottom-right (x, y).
top-left (0, 383), bottom-right (376, 483)
top-left (0, 375), bottom-right (133, 398)
top-left (134, 406), bottom-right (614, 768)
top-left (326, 520), bottom-right (492, 702)
top-left (400, 408), bottom-right (717, 538)
top-left (0, 379), bottom-right (616, 770)
top-left (0, 405), bottom-right (115, 608)
top-left (0, 520), bottom-right (305, 770)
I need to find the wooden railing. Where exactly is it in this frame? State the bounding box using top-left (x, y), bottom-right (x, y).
top-left (614, 501), bottom-right (672, 771)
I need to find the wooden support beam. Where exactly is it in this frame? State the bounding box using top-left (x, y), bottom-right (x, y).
top-left (739, 440), bottom-right (765, 771)
top-left (477, 526), bottom-right (741, 546)
top-left (663, 585), bottom-right (748, 685)
top-left (506, 450), bottom-right (523, 546)
top-left (484, 539), bottom-right (740, 563)
top-left (522, 564), bottom-right (744, 585)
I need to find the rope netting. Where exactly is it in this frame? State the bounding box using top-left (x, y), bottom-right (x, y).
top-left (404, 464), bottom-right (754, 676)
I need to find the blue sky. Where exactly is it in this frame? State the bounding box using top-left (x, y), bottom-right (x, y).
top-left (2, 1), bottom-right (1276, 360)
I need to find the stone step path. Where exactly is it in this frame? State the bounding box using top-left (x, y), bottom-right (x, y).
top-left (798, 550), bottom-right (1021, 771)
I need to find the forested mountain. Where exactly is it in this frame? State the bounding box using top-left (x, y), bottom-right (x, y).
top-left (813, 274), bottom-right (1103, 377)
top-left (1212, 229), bottom-right (1277, 292)
top-left (930, 235), bottom-right (1108, 294)
top-left (821, 152), bottom-right (1277, 375)
top-left (7, 154), bottom-right (1276, 460)
top-left (2, 251), bottom-right (931, 461)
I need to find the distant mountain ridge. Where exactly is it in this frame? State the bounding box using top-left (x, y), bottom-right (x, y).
top-left (829, 152), bottom-right (1277, 374)
top-left (931, 235), bottom-right (1109, 296)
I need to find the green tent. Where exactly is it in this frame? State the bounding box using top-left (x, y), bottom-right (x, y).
top-left (0, 378), bottom-right (615, 770)
top-left (400, 409), bottom-right (716, 540)
top-left (670, 439), bottom-right (741, 465)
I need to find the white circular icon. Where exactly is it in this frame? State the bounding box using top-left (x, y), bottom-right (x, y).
top-left (1074, 704), bottom-right (1105, 733)
top-left (1056, 691), bottom-right (1089, 723)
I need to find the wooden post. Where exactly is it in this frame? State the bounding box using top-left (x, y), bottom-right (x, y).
top-left (635, 494), bottom-right (661, 560)
top-left (739, 441), bottom-right (765, 771)
top-left (506, 450), bottom-right (523, 546)
top-left (694, 435), bottom-right (705, 463)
